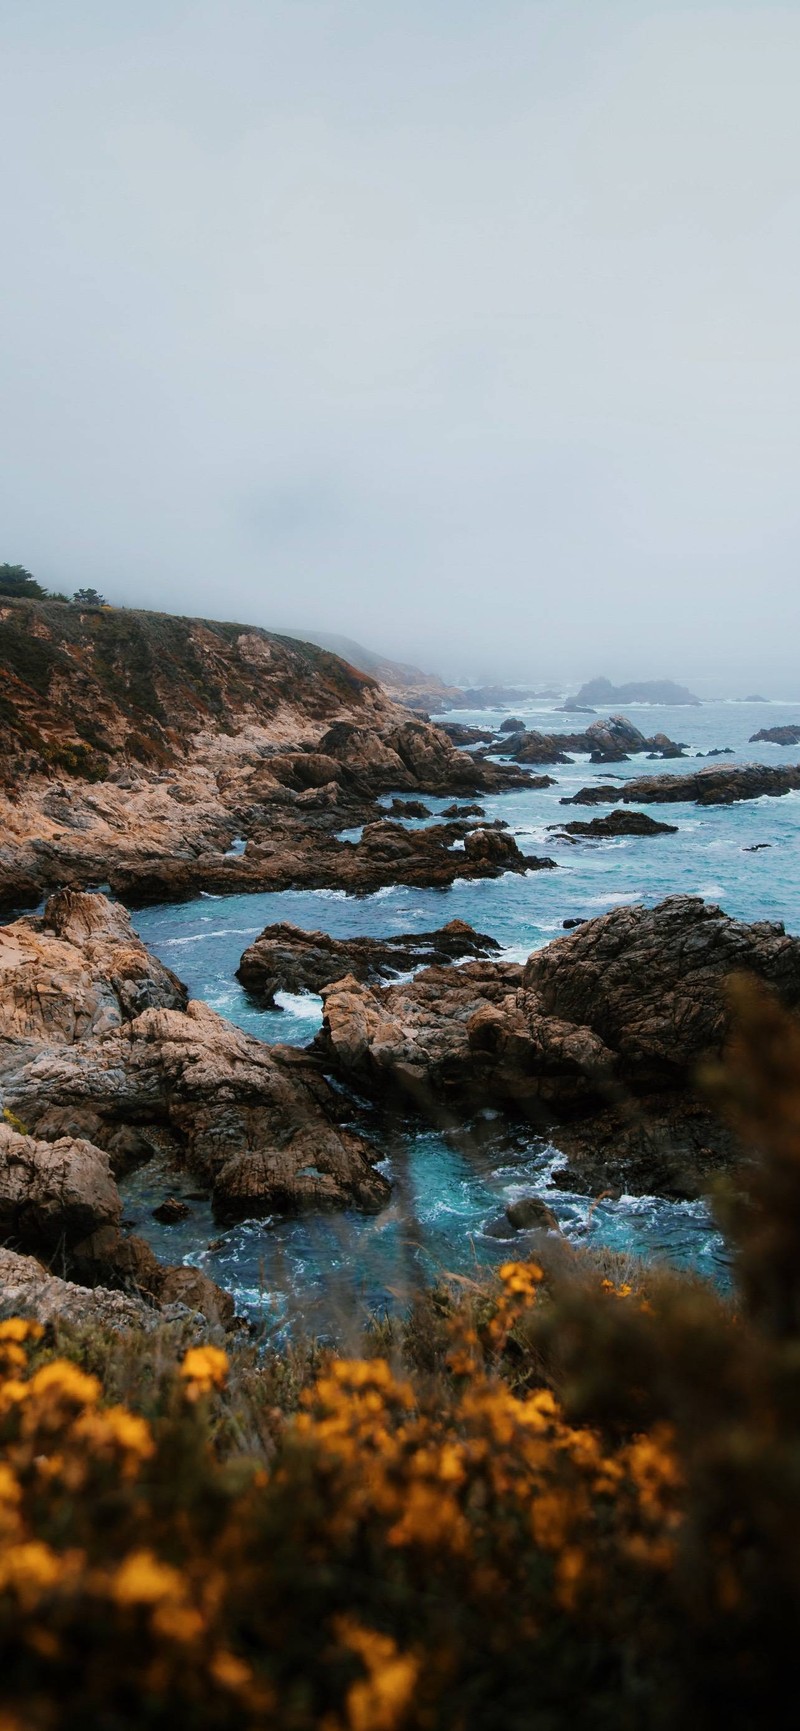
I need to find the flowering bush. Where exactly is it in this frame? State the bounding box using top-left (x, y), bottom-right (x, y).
top-left (0, 978), bottom-right (798, 1728)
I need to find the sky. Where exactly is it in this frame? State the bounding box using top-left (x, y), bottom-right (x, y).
top-left (1, 1), bottom-right (799, 692)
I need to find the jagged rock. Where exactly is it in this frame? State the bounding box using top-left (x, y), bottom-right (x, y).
top-left (4, 999), bottom-right (389, 1224)
top-left (317, 899), bottom-right (800, 1196)
top-left (236, 919), bottom-right (502, 1007)
top-left (0, 1247), bottom-right (164, 1331)
top-left (750, 726), bottom-right (800, 746)
top-left (0, 890), bottom-right (186, 1059)
top-left (523, 897), bottom-right (800, 1084)
top-left (561, 764), bottom-right (800, 807)
top-left (440, 802), bottom-right (485, 818)
top-left (0, 1124), bottom-right (232, 1322)
top-left (496, 714), bottom-right (685, 767)
top-left (0, 1124), bottom-right (121, 1252)
top-left (499, 716), bottom-right (527, 731)
top-left (0, 1246), bottom-right (229, 1333)
top-left (551, 812), bottom-right (678, 839)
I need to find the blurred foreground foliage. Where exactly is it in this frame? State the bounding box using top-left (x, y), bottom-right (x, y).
top-left (1, 978), bottom-right (800, 1729)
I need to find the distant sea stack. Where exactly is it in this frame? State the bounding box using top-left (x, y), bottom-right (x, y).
top-left (566, 676), bottom-right (701, 707)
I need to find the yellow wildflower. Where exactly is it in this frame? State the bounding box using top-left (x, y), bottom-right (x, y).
top-left (111, 1549), bottom-right (185, 1608)
top-left (180, 1345), bottom-right (229, 1398)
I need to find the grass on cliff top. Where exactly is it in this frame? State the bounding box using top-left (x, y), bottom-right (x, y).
top-left (0, 599), bottom-right (379, 784)
top-left (0, 979), bottom-right (799, 1729)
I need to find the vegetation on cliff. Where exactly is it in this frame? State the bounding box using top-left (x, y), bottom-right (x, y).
top-left (0, 597), bottom-right (378, 784)
top-left (0, 980), bottom-right (798, 1727)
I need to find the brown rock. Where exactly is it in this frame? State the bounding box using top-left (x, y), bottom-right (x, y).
top-left (236, 919), bottom-right (501, 1006)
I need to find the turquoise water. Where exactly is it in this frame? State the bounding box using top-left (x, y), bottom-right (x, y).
top-left (125, 700), bottom-right (800, 1334)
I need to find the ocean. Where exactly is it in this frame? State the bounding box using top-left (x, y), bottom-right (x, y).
top-left (125, 697), bottom-right (800, 1336)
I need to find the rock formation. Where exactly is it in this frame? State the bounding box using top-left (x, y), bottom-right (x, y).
top-left (0, 601), bottom-right (535, 911)
top-left (561, 764), bottom-right (800, 807)
top-left (493, 714), bottom-right (685, 766)
top-left (317, 898), bottom-right (800, 1196)
top-left (565, 677), bottom-right (701, 707)
top-left (750, 726), bottom-right (800, 746)
top-left (551, 812), bottom-right (678, 839)
top-left (0, 893), bottom-right (389, 1246)
top-left (236, 919), bottom-right (501, 1007)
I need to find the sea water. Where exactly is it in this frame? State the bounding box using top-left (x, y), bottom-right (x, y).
top-left (125, 699), bottom-right (800, 1335)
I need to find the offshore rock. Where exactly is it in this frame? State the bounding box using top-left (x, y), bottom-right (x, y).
top-left (561, 763), bottom-right (800, 807)
top-left (496, 714), bottom-right (685, 766)
top-left (750, 726), bottom-right (800, 746)
top-left (551, 812), bottom-right (679, 839)
top-left (109, 819), bottom-right (555, 905)
top-left (236, 919), bottom-right (502, 1007)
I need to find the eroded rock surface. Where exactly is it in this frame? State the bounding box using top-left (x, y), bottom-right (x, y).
top-left (317, 898), bottom-right (800, 1195)
top-left (0, 892), bottom-right (389, 1240)
top-left (236, 919), bottom-right (501, 1007)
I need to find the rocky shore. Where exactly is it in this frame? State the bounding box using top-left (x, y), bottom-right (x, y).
top-left (0, 891), bottom-right (394, 1321)
top-left (316, 898), bottom-right (800, 1197)
top-left (0, 600), bottom-right (538, 911)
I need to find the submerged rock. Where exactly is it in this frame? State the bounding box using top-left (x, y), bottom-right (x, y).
top-left (236, 919), bottom-right (502, 1007)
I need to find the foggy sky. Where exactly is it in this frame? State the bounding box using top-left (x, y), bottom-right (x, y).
top-left (1, 1), bottom-right (799, 693)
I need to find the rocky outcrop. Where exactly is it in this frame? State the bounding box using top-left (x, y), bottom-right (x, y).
top-left (0, 602), bottom-right (538, 913)
top-left (110, 820), bottom-right (556, 905)
top-left (0, 1247), bottom-right (169, 1331)
top-left (236, 919), bottom-right (501, 1006)
top-left (0, 892), bottom-right (389, 1233)
top-left (0, 889), bottom-right (186, 1060)
top-left (4, 998), bottom-right (389, 1225)
top-left (0, 1124), bottom-right (121, 1253)
top-left (750, 726), bottom-right (800, 746)
top-left (562, 764), bottom-right (800, 807)
top-left (317, 899), bottom-right (800, 1195)
top-left (551, 812), bottom-right (678, 839)
top-left (0, 1121), bottom-right (233, 1323)
top-left (494, 714), bottom-right (685, 766)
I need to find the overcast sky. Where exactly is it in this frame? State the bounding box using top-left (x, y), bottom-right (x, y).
top-left (1, 1), bottom-right (799, 690)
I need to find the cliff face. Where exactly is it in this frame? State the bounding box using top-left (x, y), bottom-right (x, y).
top-left (0, 600), bottom-right (385, 784)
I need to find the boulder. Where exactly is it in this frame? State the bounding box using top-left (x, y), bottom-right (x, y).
top-left (505, 1196), bottom-right (561, 1232)
top-left (0, 1124), bottom-right (121, 1252)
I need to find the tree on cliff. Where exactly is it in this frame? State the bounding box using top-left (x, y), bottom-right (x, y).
top-left (72, 586), bottom-right (108, 606)
top-left (0, 563), bottom-right (48, 599)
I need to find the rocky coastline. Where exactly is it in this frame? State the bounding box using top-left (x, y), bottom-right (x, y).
top-left (3, 600), bottom-right (799, 1326)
